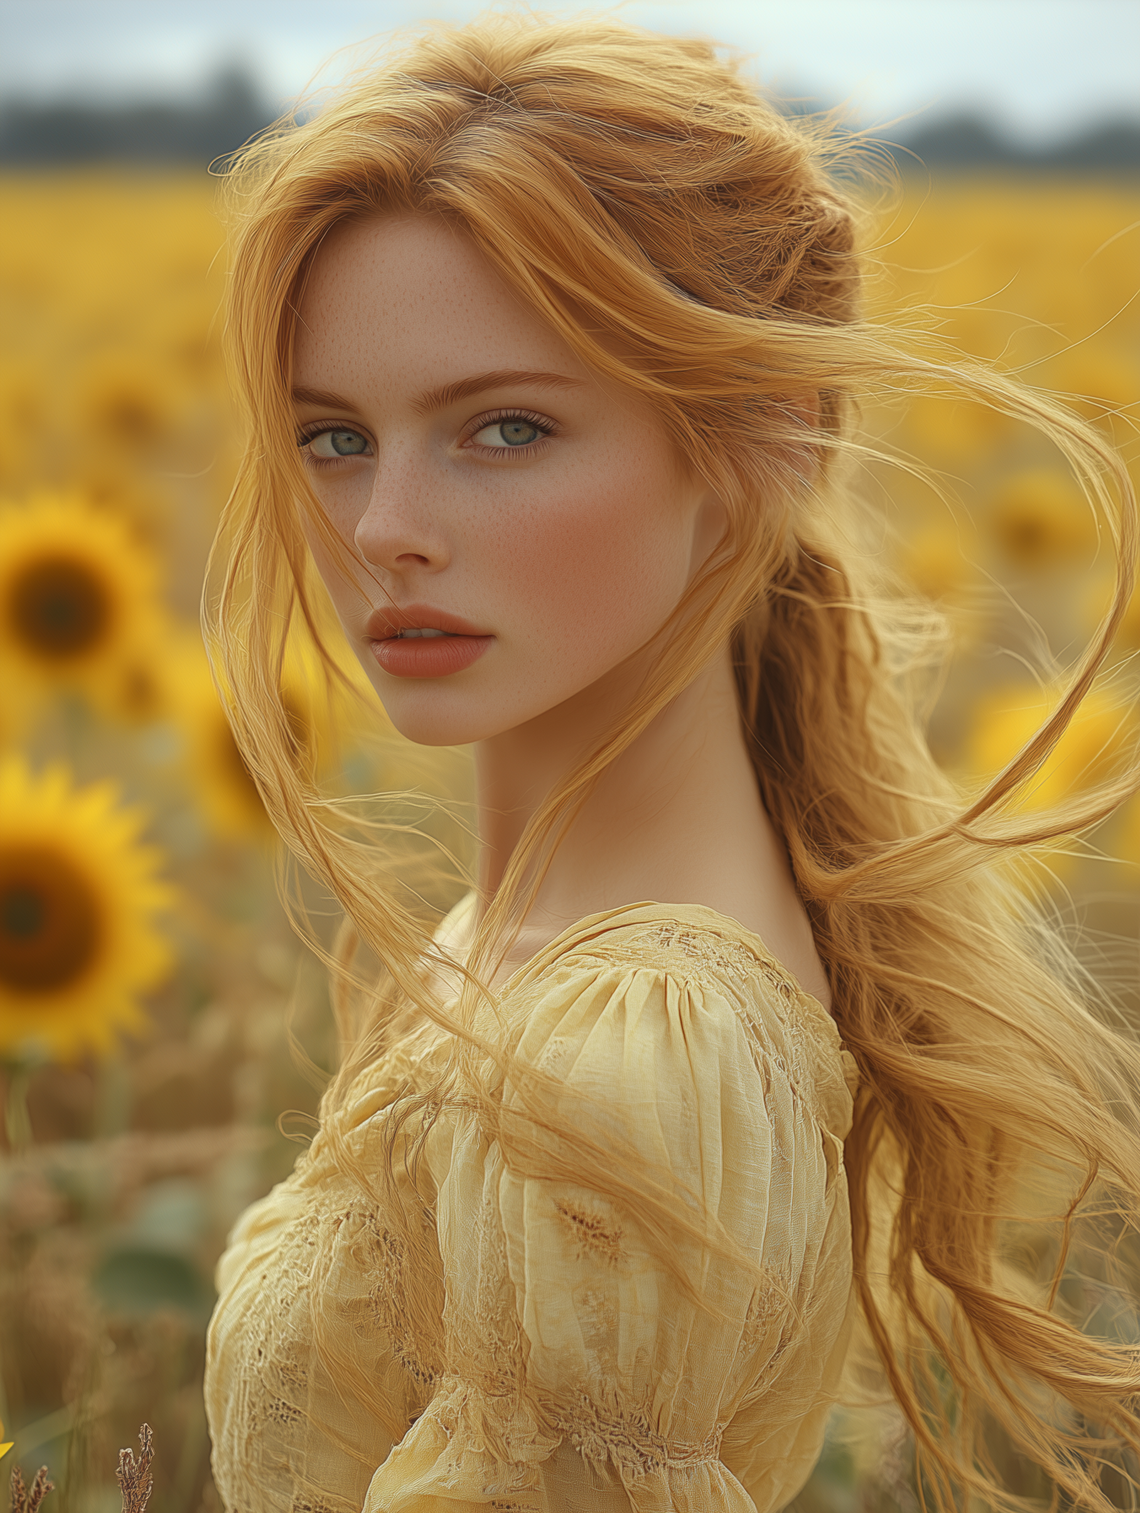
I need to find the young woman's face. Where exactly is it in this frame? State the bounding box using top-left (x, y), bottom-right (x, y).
top-left (292, 214), bottom-right (723, 746)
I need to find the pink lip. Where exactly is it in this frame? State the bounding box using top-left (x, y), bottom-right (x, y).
top-left (366, 602), bottom-right (494, 680)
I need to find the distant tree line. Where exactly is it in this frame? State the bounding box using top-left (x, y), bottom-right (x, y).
top-left (891, 113), bottom-right (1140, 172)
top-left (0, 67), bottom-right (269, 168)
top-left (1, 65), bottom-right (1137, 172)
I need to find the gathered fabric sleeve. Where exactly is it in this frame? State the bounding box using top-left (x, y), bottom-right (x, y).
top-left (361, 948), bottom-right (855, 1513)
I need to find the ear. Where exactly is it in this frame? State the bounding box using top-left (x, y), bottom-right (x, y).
top-left (786, 390), bottom-right (821, 425)
top-left (690, 484), bottom-right (731, 579)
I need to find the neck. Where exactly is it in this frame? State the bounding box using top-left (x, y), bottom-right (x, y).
top-left (475, 642), bottom-right (767, 927)
top-left (471, 642), bottom-right (831, 1008)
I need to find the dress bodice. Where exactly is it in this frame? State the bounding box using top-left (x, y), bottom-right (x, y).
top-left (205, 900), bottom-right (858, 1512)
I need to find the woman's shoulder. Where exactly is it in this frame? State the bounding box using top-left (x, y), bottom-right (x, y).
top-left (443, 891), bottom-right (824, 1002)
top-left (497, 898), bottom-right (819, 1010)
top-left (486, 898), bottom-right (858, 1134)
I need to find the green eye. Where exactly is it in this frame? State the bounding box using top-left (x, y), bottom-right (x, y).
top-left (307, 429), bottom-right (369, 457)
top-left (471, 418), bottom-right (545, 449)
top-left (498, 420), bottom-right (540, 446)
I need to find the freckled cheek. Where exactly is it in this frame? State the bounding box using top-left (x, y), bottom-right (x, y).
top-left (489, 475), bottom-right (687, 657)
top-left (307, 475), bottom-right (371, 546)
top-left (300, 508), bottom-right (366, 625)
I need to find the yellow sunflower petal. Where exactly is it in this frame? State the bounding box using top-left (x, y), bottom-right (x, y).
top-left (0, 491), bottom-right (167, 719)
top-left (165, 631), bottom-right (274, 841)
top-left (169, 626), bottom-right (351, 842)
top-left (967, 684), bottom-right (1137, 812)
top-left (0, 755), bottom-right (174, 1063)
top-left (988, 468), bottom-right (1097, 571)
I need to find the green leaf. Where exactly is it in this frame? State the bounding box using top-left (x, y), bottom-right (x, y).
top-left (92, 1246), bottom-right (214, 1317)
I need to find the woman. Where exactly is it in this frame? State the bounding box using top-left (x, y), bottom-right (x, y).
top-left (203, 16), bottom-right (1140, 1512)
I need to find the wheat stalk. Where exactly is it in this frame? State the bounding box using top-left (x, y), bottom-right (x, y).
top-left (115, 1424), bottom-right (153, 1513)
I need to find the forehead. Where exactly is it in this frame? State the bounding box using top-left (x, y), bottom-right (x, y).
top-left (293, 214), bottom-right (590, 394)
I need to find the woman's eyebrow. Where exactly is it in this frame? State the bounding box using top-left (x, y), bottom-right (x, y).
top-left (291, 371), bottom-right (583, 417)
top-left (291, 386), bottom-right (364, 412)
top-left (411, 370), bottom-right (583, 415)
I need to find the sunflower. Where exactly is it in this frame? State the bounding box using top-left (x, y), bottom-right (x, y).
top-left (168, 635), bottom-right (270, 839)
top-left (0, 1418), bottom-right (11, 1458)
top-left (967, 684), bottom-right (1136, 813)
top-left (169, 630), bottom-right (337, 841)
top-left (0, 491), bottom-right (165, 715)
top-left (1083, 572), bottom-right (1140, 656)
top-left (988, 469), bottom-right (1097, 572)
top-left (901, 395), bottom-right (1012, 465)
top-left (76, 348), bottom-right (183, 451)
top-left (0, 356), bottom-right (46, 492)
top-left (896, 518), bottom-right (981, 604)
top-left (0, 757), bottom-right (172, 1062)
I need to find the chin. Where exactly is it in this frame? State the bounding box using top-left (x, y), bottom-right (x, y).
top-left (373, 688), bottom-right (518, 748)
top-left (366, 657), bottom-right (622, 749)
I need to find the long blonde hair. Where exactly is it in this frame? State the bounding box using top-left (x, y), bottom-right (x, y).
top-left (209, 16), bottom-right (1140, 1510)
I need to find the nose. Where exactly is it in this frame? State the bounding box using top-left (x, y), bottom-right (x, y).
top-left (353, 450), bottom-right (450, 576)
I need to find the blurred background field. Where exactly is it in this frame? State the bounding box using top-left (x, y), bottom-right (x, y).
top-left (0, 4), bottom-right (1139, 1508)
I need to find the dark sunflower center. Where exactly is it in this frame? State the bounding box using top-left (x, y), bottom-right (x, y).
top-left (217, 695), bottom-right (311, 812)
top-left (9, 555), bottom-right (112, 660)
top-left (221, 723), bottom-right (263, 803)
top-left (0, 845), bottom-right (102, 992)
top-left (282, 693), bottom-right (311, 762)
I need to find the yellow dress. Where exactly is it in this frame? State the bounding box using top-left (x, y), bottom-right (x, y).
top-left (204, 899), bottom-right (859, 1512)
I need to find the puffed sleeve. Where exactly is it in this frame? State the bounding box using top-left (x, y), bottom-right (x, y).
top-left (361, 953), bottom-right (855, 1513)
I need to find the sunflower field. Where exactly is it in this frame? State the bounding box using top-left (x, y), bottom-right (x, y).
top-left (0, 168), bottom-right (1138, 1511)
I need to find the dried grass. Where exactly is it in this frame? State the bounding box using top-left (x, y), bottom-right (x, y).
top-left (8, 1465), bottom-right (53, 1513)
top-left (115, 1424), bottom-right (153, 1513)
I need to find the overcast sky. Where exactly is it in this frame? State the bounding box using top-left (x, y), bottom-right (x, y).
top-left (1, 0), bottom-right (1138, 145)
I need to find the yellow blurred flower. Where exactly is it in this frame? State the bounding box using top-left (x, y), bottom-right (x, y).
top-left (151, 289), bottom-right (225, 381)
top-left (896, 519), bottom-right (980, 602)
top-left (902, 396), bottom-right (1012, 464)
top-left (76, 349), bottom-right (184, 451)
top-left (987, 468), bottom-right (1096, 571)
top-left (0, 1416), bottom-right (11, 1458)
top-left (0, 358), bottom-right (47, 490)
top-left (968, 683), bottom-right (1135, 811)
top-left (1080, 571), bottom-right (1140, 655)
top-left (168, 631), bottom-right (337, 841)
top-left (1048, 351), bottom-right (1140, 420)
top-left (165, 634), bottom-right (266, 839)
top-left (0, 757), bottom-right (172, 1062)
top-left (0, 492), bottom-right (166, 716)
top-left (1114, 794), bottom-right (1140, 869)
top-left (71, 453), bottom-right (172, 536)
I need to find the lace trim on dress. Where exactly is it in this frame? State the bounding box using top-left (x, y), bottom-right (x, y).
top-left (559, 918), bottom-right (858, 1139)
top-left (424, 1374), bottom-right (725, 1489)
top-left (572, 920), bottom-right (775, 985)
top-left (570, 921), bottom-right (820, 1098)
top-left (542, 1390), bottom-right (725, 1480)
